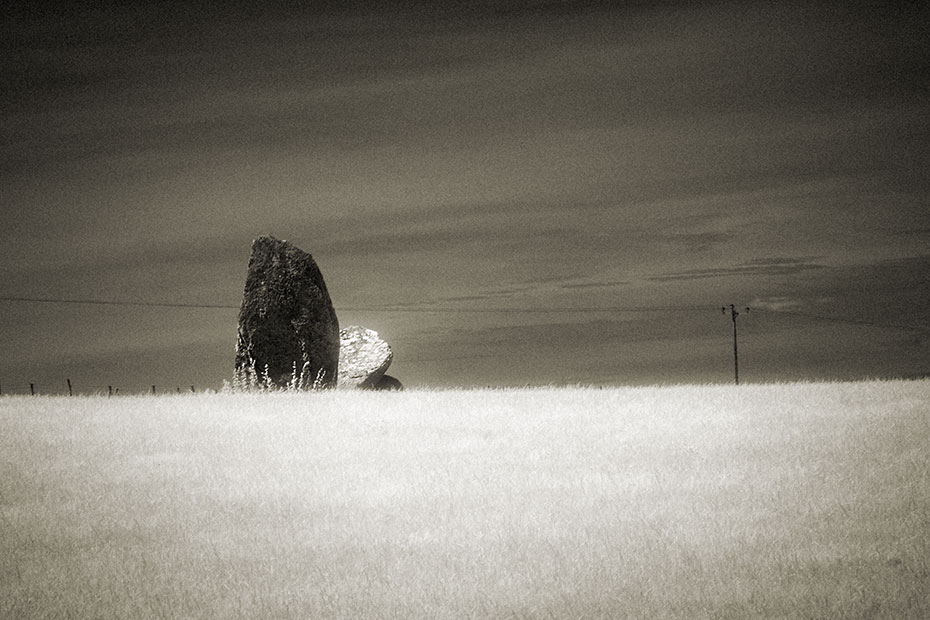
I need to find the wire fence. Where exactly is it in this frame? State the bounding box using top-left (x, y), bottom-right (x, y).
top-left (0, 381), bottom-right (201, 397)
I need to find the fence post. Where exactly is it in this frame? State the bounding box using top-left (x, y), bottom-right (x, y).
top-left (151, 385), bottom-right (156, 395)
top-left (108, 386), bottom-right (113, 398)
top-left (190, 385), bottom-right (195, 393)
top-left (67, 378), bottom-right (73, 397)
top-left (30, 383), bottom-right (35, 396)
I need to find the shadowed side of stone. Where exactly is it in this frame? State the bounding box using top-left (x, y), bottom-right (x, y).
top-left (338, 326), bottom-right (393, 389)
top-left (235, 236), bottom-right (339, 389)
top-left (374, 375), bottom-right (403, 391)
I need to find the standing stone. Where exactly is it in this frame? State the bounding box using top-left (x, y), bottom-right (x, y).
top-left (338, 325), bottom-right (393, 389)
top-left (235, 236), bottom-right (339, 389)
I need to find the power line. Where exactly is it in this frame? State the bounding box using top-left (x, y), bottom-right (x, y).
top-left (342, 305), bottom-right (705, 314)
top-left (0, 296), bottom-right (704, 314)
top-left (0, 296), bottom-right (239, 310)
top-left (755, 308), bottom-right (930, 334)
top-left (0, 295), bottom-right (926, 332)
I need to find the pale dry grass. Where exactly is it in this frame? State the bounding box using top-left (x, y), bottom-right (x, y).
top-left (1, 380), bottom-right (928, 619)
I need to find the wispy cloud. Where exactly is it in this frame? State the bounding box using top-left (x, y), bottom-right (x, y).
top-left (647, 258), bottom-right (824, 282)
top-left (750, 296), bottom-right (804, 312)
top-left (560, 280), bottom-right (630, 290)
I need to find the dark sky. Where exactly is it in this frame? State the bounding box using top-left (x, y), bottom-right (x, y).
top-left (2, 1), bottom-right (929, 392)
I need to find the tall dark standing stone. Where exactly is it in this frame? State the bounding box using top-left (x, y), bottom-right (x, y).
top-left (235, 236), bottom-right (339, 389)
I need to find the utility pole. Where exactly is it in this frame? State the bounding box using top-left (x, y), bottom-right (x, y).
top-left (722, 304), bottom-right (750, 385)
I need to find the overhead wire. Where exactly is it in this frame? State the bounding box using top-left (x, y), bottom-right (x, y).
top-left (753, 307), bottom-right (930, 334)
top-left (0, 295), bottom-right (704, 313)
top-left (0, 295), bottom-right (926, 331)
top-left (0, 296), bottom-right (238, 310)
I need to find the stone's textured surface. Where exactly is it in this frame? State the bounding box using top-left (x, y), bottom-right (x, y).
top-left (338, 326), bottom-right (393, 389)
top-left (235, 236), bottom-right (339, 389)
top-left (374, 374), bottom-right (403, 391)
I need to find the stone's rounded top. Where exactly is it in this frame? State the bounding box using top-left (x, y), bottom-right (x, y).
top-left (250, 236), bottom-right (316, 263)
top-left (252, 235), bottom-right (283, 250)
top-left (338, 325), bottom-right (393, 389)
top-left (254, 235), bottom-right (287, 247)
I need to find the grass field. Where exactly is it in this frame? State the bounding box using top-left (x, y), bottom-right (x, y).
top-left (1, 380), bottom-right (928, 619)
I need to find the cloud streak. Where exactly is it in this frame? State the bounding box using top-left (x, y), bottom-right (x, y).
top-left (648, 258), bottom-right (824, 282)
